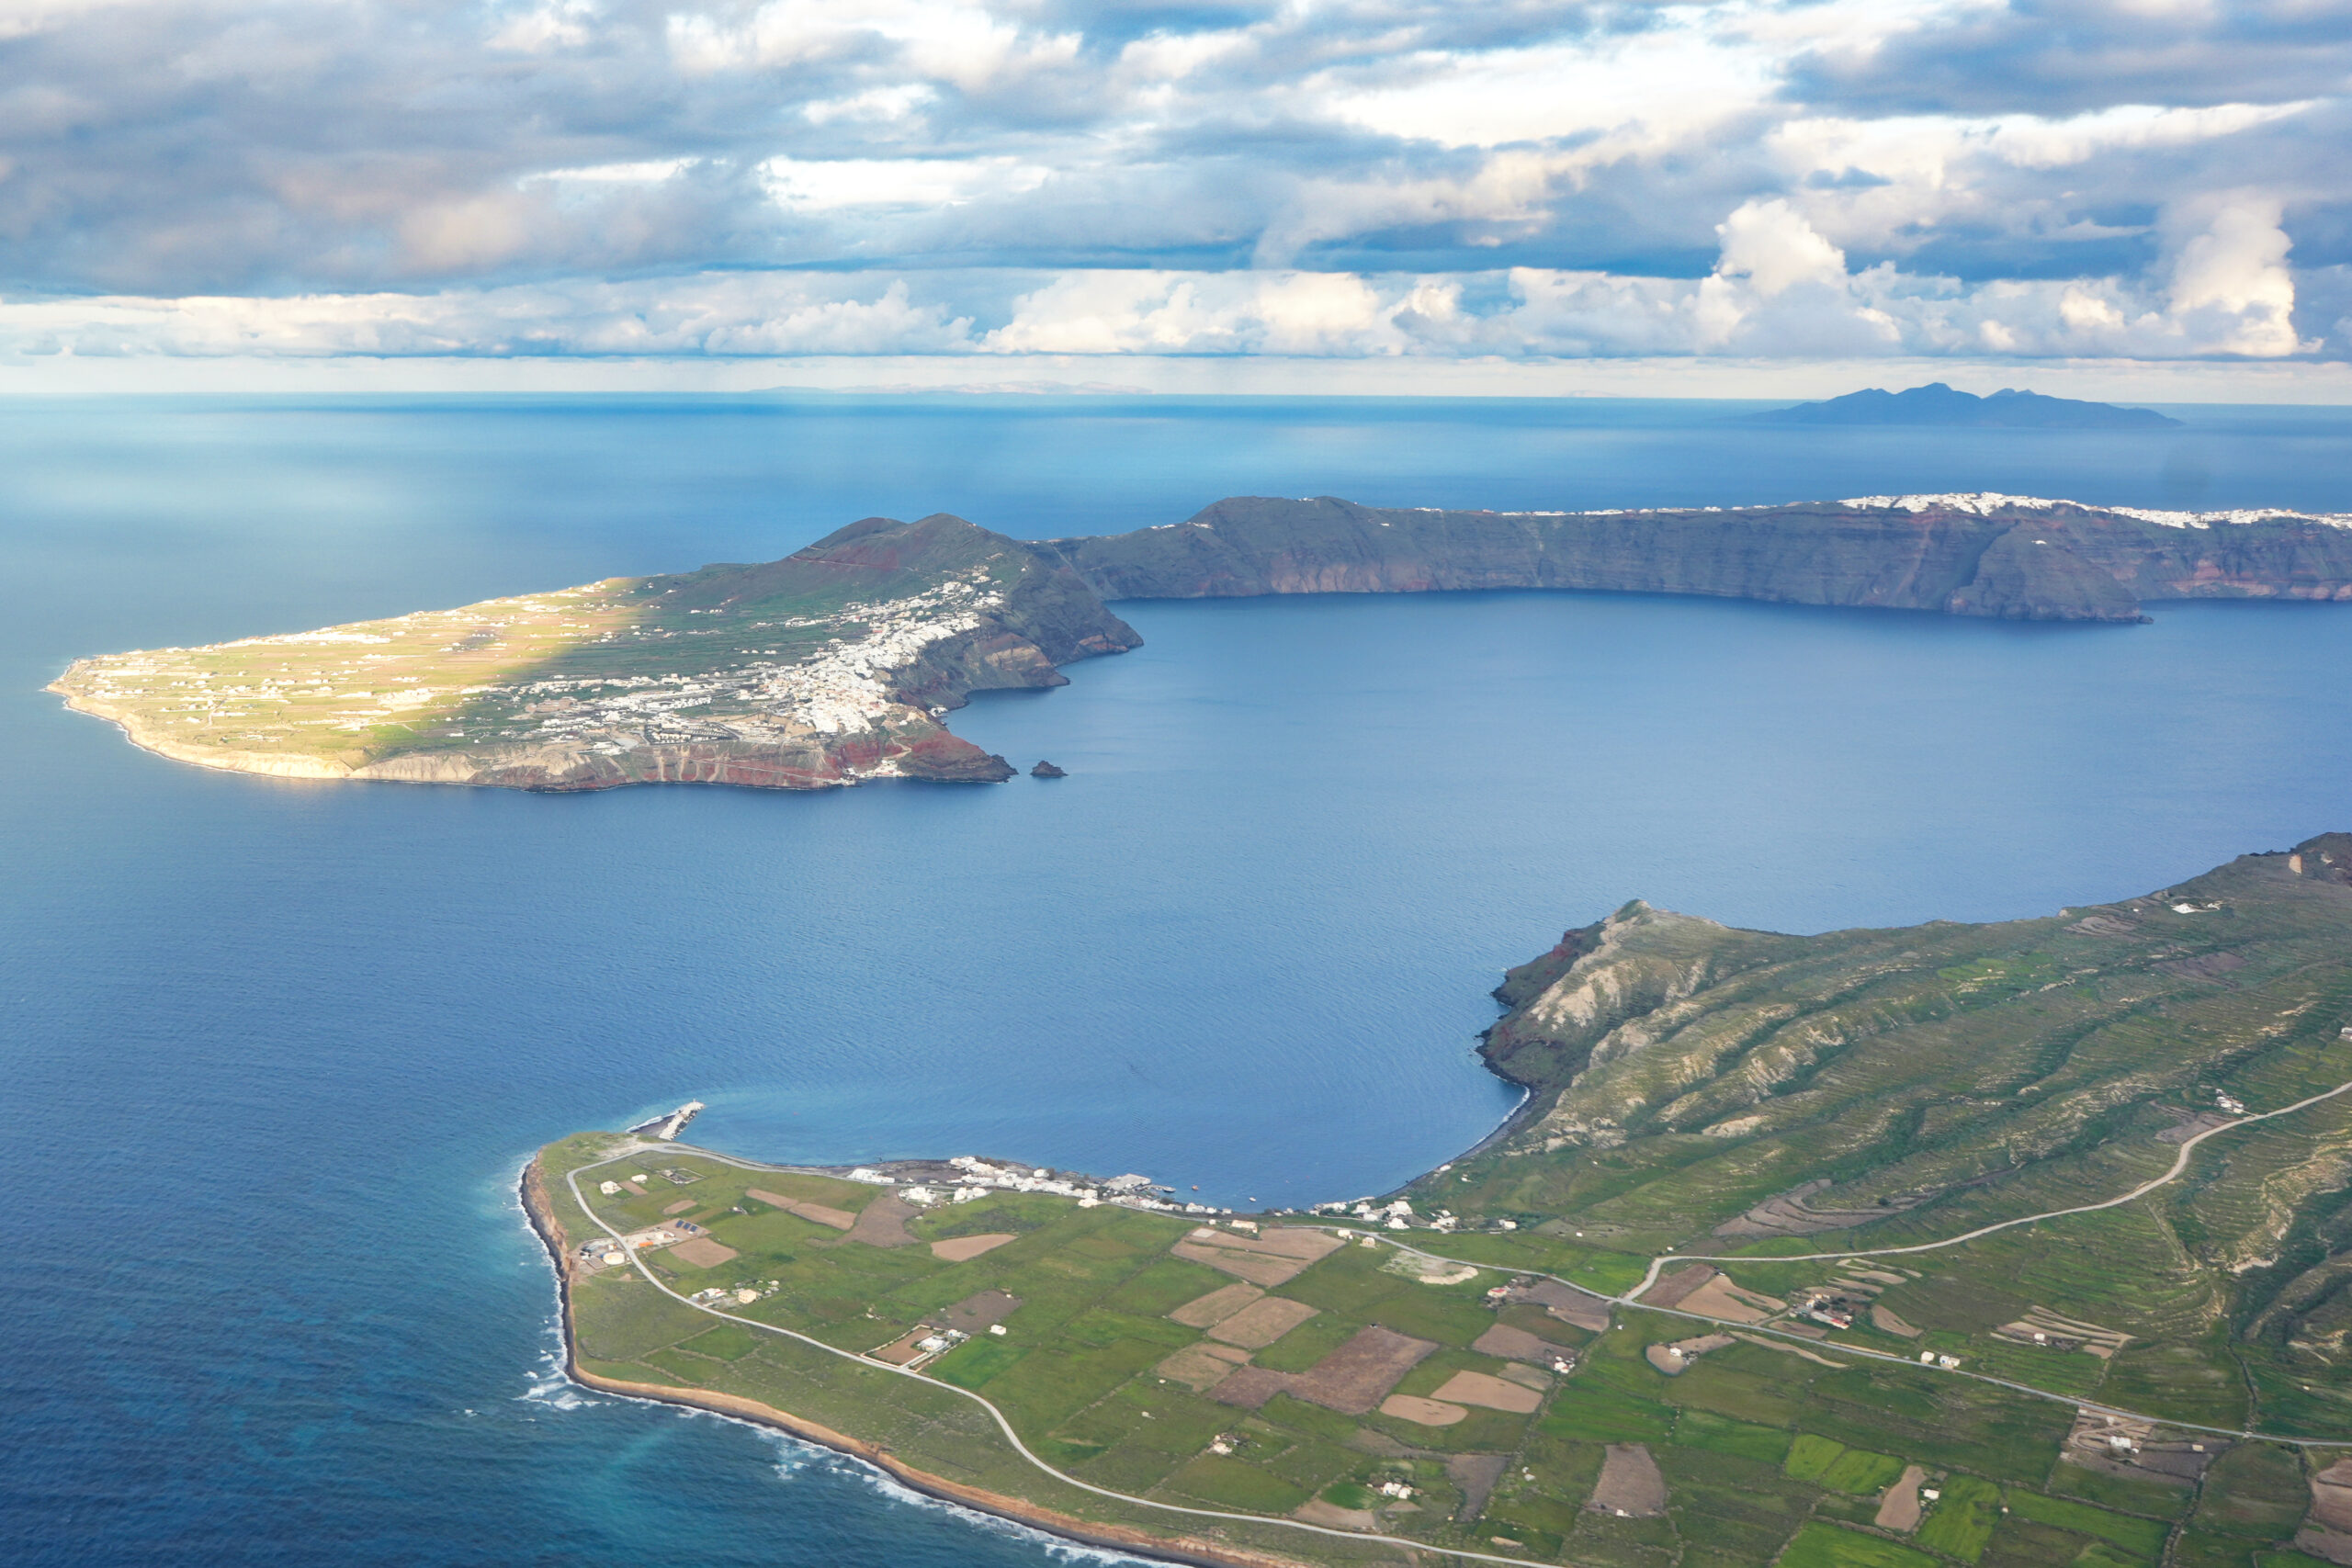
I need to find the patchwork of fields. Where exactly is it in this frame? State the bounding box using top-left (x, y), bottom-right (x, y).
top-left (532, 835), bottom-right (2352, 1567)
top-left (532, 1132), bottom-right (2346, 1568)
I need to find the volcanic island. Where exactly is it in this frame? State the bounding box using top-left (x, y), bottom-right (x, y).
top-left (528, 833), bottom-right (2352, 1568)
top-left (53, 492), bottom-right (2352, 792)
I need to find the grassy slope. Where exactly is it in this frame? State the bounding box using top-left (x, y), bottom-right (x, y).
top-left (1452, 834), bottom-right (2352, 1438)
top-left (537, 835), bottom-right (2352, 1566)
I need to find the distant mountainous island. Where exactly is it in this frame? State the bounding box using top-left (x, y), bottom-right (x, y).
top-left (1755, 383), bottom-right (2181, 429)
top-left (52, 491), bottom-right (2352, 793)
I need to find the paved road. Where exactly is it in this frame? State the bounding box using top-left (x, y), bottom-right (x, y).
top-left (1376, 1073), bottom-right (2352, 1449)
top-left (548, 1077), bottom-right (2352, 1567)
top-left (1616, 1073), bottom-right (2352, 1300)
top-left (560, 1146), bottom-right (1577, 1568)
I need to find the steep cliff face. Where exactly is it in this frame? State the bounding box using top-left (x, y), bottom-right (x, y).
top-left (1942, 526), bottom-right (2142, 620)
top-left (1043, 493), bottom-right (2352, 622)
top-left (54, 491), bottom-right (2352, 794)
top-left (1044, 496), bottom-right (2010, 611)
top-left (2028, 507), bottom-right (2352, 603)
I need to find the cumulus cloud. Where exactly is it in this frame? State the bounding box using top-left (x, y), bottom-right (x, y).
top-left (0, 0), bottom-right (2341, 366)
top-left (1713, 200), bottom-right (1850, 299)
top-left (0, 275), bottom-right (977, 357)
top-left (2162, 191), bottom-right (2310, 355)
top-left (8, 220), bottom-right (2303, 365)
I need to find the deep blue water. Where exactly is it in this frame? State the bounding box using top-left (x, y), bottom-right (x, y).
top-left (5, 394), bottom-right (2350, 1566)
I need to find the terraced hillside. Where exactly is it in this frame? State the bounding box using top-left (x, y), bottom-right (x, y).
top-left (1460, 831), bottom-right (2352, 1434)
top-left (530, 834), bottom-right (2352, 1568)
top-left (50, 513), bottom-right (1137, 791)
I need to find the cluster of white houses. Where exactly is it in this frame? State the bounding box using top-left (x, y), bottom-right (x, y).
top-left (854, 1157), bottom-right (1230, 1214)
top-left (512, 571), bottom-right (1012, 749)
top-left (1309, 1197), bottom-right (1499, 1233)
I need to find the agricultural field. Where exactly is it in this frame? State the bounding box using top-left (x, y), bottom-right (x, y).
top-left (1457, 835), bottom-right (2352, 1441)
top-left (530, 835), bottom-right (2352, 1566)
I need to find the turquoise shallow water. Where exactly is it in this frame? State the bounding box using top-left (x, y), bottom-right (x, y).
top-left (3, 394), bottom-right (2349, 1565)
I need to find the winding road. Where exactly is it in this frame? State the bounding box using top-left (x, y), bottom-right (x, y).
top-left (1613, 1072), bottom-right (2352, 1303)
top-left (550, 1073), bottom-right (2352, 1567)
top-left (562, 1148), bottom-right (1571, 1568)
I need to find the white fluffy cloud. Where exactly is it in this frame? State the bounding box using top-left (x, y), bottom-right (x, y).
top-left (2162, 191), bottom-right (2310, 356)
top-left (0, 0), bottom-right (2342, 371)
top-left (0, 276), bottom-right (974, 357)
top-left (6, 201), bottom-right (2305, 366)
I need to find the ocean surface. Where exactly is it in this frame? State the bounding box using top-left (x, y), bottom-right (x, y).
top-left (5, 393), bottom-right (2350, 1565)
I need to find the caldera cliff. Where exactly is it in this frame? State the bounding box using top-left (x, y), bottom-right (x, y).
top-left (52, 491), bottom-right (2352, 792)
top-left (1042, 491), bottom-right (2352, 623)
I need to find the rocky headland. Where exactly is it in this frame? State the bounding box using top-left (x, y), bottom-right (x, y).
top-left (55, 491), bottom-right (2352, 792)
top-left (51, 513), bottom-right (1138, 793)
top-left (526, 831), bottom-right (2352, 1567)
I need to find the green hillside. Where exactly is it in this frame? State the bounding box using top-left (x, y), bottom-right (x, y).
top-left (531, 835), bottom-right (2352, 1567)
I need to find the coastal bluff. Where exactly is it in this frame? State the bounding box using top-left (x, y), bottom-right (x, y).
top-left (1044, 491), bottom-right (2352, 624)
top-left (53, 491), bottom-right (2352, 793)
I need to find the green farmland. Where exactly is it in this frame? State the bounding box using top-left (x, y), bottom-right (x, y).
top-left (531, 834), bottom-right (2352, 1566)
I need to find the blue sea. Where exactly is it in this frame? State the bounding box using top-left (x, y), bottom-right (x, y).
top-left (5, 394), bottom-right (2350, 1565)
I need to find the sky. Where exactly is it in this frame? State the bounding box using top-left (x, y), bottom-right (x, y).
top-left (2, 0), bottom-right (2349, 395)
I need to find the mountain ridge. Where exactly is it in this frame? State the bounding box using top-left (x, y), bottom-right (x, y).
top-left (1750, 383), bottom-right (2181, 428)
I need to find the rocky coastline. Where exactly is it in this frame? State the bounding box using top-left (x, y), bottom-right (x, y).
top-left (55, 491), bottom-right (2352, 795)
top-left (53, 691), bottom-right (1023, 790)
top-left (51, 512), bottom-right (1139, 795)
top-left (1045, 492), bottom-right (2352, 625)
